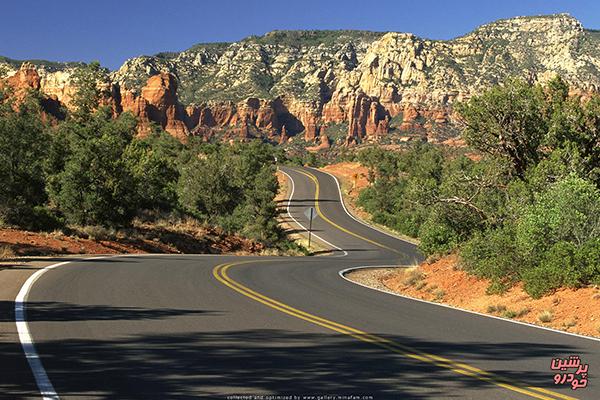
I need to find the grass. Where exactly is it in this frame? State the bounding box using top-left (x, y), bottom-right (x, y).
top-left (403, 268), bottom-right (424, 286)
top-left (486, 304), bottom-right (507, 313)
top-left (0, 245), bottom-right (15, 259)
top-left (77, 225), bottom-right (117, 241)
top-left (516, 307), bottom-right (531, 317)
top-left (487, 305), bottom-right (528, 319)
top-left (562, 318), bottom-right (577, 329)
top-left (538, 310), bottom-right (554, 323)
top-left (425, 284), bottom-right (438, 293)
top-left (433, 289), bottom-right (446, 302)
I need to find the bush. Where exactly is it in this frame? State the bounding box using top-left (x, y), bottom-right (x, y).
top-left (538, 310), bottom-right (554, 323)
top-left (575, 239), bottom-right (600, 285)
top-left (418, 216), bottom-right (459, 256)
top-left (177, 141), bottom-right (282, 244)
top-left (461, 226), bottom-right (522, 280)
top-left (522, 241), bottom-right (578, 298)
top-left (516, 175), bottom-right (600, 259)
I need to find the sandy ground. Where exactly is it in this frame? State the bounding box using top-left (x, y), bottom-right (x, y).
top-left (324, 161), bottom-right (600, 338)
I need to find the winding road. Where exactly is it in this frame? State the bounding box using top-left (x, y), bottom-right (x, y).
top-left (8, 166), bottom-right (600, 399)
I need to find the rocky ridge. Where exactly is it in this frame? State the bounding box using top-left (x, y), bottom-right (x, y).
top-left (2, 14), bottom-right (600, 145)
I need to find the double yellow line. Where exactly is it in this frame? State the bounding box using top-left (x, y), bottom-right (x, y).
top-left (213, 261), bottom-right (576, 400)
top-left (291, 168), bottom-right (403, 255)
top-left (211, 167), bottom-right (576, 399)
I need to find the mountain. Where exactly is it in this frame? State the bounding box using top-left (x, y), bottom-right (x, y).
top-left (2, 13), bottom-right (600, 145)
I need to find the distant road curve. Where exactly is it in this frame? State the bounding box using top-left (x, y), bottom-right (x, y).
top-left (12, 166), bottom-right (598, 399)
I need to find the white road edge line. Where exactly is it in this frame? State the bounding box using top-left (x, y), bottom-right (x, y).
top-left (313, 167), bottom-right (420, 246)
top-left (339, 265), bottom-right (600, 343)
top-left (15, 255), bottom-right (115, 400)
top-left (280, 169), bottom-right (348, 257)
top-left (16, 253), bottom-right (247, 400)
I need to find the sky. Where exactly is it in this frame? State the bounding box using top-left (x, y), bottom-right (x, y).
top-left (2, 0), bottom-right (600, 70)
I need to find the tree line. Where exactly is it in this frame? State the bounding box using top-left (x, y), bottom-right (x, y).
top-left (0, 63), bottom-right (286, 246)
top-left (356, 77), bottom-right (600, 298)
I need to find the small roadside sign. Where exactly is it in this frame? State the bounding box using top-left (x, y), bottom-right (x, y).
top-left (304, 207), bottom-right (316, 249)
top-left (304, 207), bottom-right (317, 220)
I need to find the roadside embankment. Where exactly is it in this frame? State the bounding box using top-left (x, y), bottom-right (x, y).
top-left (346, 255), bottom-right (600, 339)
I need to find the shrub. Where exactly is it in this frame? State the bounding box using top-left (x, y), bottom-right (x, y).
top-left (575, 239), bottom-right (600, 285)
top-left (403, 268), bottom-right (424, 286)
top-left (522, 241), bottom-right (580, 298)
top-left (460, 226), bottom-right (523, 285)
top-left (516, 175), bottom-right (600, 259)
top-left (418, 216), bottom-right (459, 256)
top-left (177, 141), bottom-right (282, 244)
top-left (0, 245), bottom-right (15, 260)
top-left (538, 310), bottom-right (554, 323)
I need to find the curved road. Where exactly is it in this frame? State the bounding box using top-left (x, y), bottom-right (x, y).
top-left (12, 166), bottom-right (600, 399)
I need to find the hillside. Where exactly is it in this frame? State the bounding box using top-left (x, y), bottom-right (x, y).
top-left (2, 13), bottom-right (600, 145)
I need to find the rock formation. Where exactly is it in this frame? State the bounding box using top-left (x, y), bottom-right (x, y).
top-left (2, 14), bottom-right (599, 144)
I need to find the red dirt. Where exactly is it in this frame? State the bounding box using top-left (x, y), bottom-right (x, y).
top-left (382, 255), bottom-right (600, 338)
top-left (0, 223), bottom-right (265, 257)
top-left (323, 161), bottom-right (600, 338)
top-left (320, 162), bottom-right (371, 221)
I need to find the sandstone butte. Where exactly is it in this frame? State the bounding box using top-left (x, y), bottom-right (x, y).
top-left (1, 14), bottom-right (599, 145)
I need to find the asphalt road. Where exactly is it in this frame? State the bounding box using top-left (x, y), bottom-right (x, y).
top-left (9, 166), bottom-right (600, 399)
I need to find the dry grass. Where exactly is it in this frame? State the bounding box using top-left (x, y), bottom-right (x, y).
top-left (433, 289), bottom-right (446, 302)
top-left (516, 307), bottom-right (531, 317)
top-left (0, 244), bottom-right (15, 259)
top-left (78, 225), bottom-right (117, 241)
top-left (487, 304), bottom-right (507, 314)
top-left (562, 318), bottom-right (578, 329)
top-left (538, 310), bottom-right (554, 323)
top-left (403, 268), bottom-right (424, 287)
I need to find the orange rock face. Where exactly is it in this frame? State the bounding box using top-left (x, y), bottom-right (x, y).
top-left (345, 93), bottom-right (390, 142)
top-left (6, 62), bottom-right (41, 91)
top-left (1, 64), bottom-right (452, 144)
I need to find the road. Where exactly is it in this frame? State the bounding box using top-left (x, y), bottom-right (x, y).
top-left (8, 166), bottom-right (599, 399)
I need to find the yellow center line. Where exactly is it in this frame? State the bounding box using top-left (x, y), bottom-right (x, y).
top-left (213, 261), bottom-right (577, 400)
top-left (291, 168), bottom-right (403, 255)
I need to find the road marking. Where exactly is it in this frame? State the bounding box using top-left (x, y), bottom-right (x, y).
top-left (213, 261), bottom-right (577, 400)
top-left (291, 168), bottom-right (406, 256)
top-left (15, 261), bottom-right (69, 400)
top-left (313, 167), bottom-right (420, 246)
top-left (339, 265), bottom-right (600, 344)
top-left (280, 169), bottom-right (347, 257)
top-left (16, 255), bottom-right (120, 400)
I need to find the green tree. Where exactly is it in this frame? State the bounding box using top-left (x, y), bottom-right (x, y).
top-left (70, 61), bottom-right (110, 120)
top-left (123, 129), bottom-right (183, 211)
top-left (516, 175), bottom-right (600, 259)
top-left (48, 110), bottom-right (138, 226)
top-left (0, 95), bottom-right (51, 228)
top-left (456, 79), bottom-right (547, 178)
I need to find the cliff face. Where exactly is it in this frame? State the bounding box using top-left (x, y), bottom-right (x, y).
top-left (2, 14), bottom-right (600, 144)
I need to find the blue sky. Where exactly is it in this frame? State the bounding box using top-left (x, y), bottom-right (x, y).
top-left (2, 0), bottom-right (600, 70)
